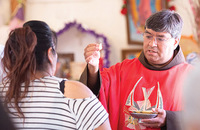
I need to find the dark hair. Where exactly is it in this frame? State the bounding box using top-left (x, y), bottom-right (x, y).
top-left (2, 26), bottom-right (37, 118)
top-left (23, 20), bottom-right (57, 71)
top-left (145, 9), bottom-right (183, 39)
top-left (2, 20), bottom-right (57, 118)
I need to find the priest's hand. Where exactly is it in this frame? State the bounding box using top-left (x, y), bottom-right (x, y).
top-left (84, 43), bottom-right (102, 74)
top-left (140, 108), bottom-right (166, 128)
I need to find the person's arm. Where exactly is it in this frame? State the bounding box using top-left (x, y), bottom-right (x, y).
top-left (80, 65), bottom-right (101, 96)
top-left (64, 80), bottom-right (111, 130)
top-left (95, 119), bottom-right (111, 130)
top-left (80, 43), bottom-right (102, 96)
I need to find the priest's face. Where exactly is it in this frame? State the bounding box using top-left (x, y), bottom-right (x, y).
top-left (143, 28), bottom-right (179, 67)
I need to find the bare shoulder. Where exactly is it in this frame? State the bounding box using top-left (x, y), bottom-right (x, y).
top-left (64, 80), bottom-right (94, 99)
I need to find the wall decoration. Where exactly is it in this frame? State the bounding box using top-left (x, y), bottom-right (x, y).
top-left (121, 0), bottom-right (128, 15)
top-left (9, 0), bottom-right (25, 30)
top-left (126, 0), bottom-right (167, 45)
top-left (121, 49), bottom-right (142, 61)
top-left (56, 21), bottom-right (110, 69)
top-left (56, 21), bottom-right (110, 80)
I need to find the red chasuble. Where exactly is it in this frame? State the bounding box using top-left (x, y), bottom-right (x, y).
top-left (99, 58), bottom-right (192, 130)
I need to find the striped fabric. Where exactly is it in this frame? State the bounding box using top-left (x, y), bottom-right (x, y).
top-left (0, 76), bottom-right (108, 130)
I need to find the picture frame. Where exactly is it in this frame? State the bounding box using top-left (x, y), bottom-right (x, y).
top-left (121, 49), bottom-right (142, 61)
top-left (126, 0), bottom-right (167, 45)
top-left (55, 53), bottom-right (74, 79)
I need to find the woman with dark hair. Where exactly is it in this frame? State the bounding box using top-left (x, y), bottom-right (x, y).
top-left (0, 20), bottom-right (111, 130)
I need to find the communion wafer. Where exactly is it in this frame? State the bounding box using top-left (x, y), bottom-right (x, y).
top-left (132, 111), bottom-right (158, 114)
top-left (99, 43), bottom-right (102, 50)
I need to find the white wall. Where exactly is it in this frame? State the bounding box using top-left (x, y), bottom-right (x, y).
top-left (0, 0), bottom-right (196, 66)
top-left (0, 0), bottom-right (10, 26)
top-left (169, 0), bottom-right (196, 37)
top-left (0, 0), bottom-right (10, 46)
top-left (25, 0), bottom-right (143, 66)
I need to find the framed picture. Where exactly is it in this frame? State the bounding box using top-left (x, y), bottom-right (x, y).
top-left (55, 53), bottom-right (74, 79)
top-left (69, 62), bottom-right (87, 80)
top-left (126, 0), bottom-right (167, 45)
top-left (122, 49), bottom-right (142, 61)
top-left (179, 36), bottom-right (200, 58)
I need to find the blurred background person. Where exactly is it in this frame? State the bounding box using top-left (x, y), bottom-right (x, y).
top-left (182, 63), bottom-right (200, 130)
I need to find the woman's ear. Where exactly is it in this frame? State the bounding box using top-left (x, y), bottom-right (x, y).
top-left (47, 47), bottom-right (54, 65)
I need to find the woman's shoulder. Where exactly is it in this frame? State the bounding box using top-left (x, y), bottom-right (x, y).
top-left (64, 80), bottom-right (94, 99)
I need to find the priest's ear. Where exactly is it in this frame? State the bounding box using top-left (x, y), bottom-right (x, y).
top-left (174, 37), bottom-right (180, 50)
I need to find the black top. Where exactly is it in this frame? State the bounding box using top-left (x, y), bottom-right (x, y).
top-left (59, 80), bottom-right (66, 94)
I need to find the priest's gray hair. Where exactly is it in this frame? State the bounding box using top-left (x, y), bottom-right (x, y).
top-left (145, 9), bottom-right (183, 39)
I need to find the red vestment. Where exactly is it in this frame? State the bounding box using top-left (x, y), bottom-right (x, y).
top-left (99, 58), bottom-right (192, 130)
